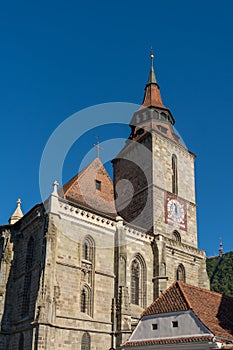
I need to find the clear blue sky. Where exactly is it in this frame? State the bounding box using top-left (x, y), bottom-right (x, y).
top-left (1, 0), bottom-right (233, 257)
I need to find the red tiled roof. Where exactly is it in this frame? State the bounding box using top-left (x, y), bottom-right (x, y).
top-left (59, 157), bottom-right (117, 216)
top-left (141, 281), bottom-right (190, 317)
top-left (122, 335), bottom-right (214, 347)
top-left (142, 281), bottom-right (233, 341)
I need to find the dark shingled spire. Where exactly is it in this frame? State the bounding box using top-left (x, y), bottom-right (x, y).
top-left (141, 50), bottom-right (166, 109)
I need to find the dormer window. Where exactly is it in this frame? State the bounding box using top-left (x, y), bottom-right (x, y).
top-left (157, 125), bottom-right (168, 134)
top-left (95, 180), bottom-right (101, 190)
top-left (137, 128), bottom-right (144, 136)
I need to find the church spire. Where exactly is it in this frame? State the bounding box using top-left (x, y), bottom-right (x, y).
top-left (147, 50), bottom-right (157, 85)
top-left (141, 50), bottom-right (166, 109)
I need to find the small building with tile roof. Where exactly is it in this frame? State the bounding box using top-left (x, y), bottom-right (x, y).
top-left (121, 281), bottom-right (233, 349)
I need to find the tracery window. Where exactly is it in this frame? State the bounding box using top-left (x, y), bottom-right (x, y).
top-left (80, 285), bottom-right (91, 315)
top-left (82, 236), bottom-right (95, 262)
top-left (22, 237), bottom-right (34, 317)
top-left (81, 332), bottom-right (91, 350)
top-left (176, 264), bottom-right (185, 282)
top-left (81, 289), bottom-right (87, 313)
top-left (131, 260), bottom-right (140, 305)
top-left (130, 254), bottom-right (146, 307)
top-left (172, 154), bottom-right (178, 195)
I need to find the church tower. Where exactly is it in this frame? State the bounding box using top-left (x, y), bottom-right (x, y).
top-left (113, 53), bottom-right (209, 317)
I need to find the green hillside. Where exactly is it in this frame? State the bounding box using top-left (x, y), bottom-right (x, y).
top-left (206, 252), bottom-right (233, 297)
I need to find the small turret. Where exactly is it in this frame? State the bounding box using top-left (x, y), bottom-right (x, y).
top-left (8, 198), bottom-right (23, 224)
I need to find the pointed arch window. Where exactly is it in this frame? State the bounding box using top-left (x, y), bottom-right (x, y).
top-left (22, 237), bottom-right (34, 317)
top-left (81, 332), bottom-right (91, 350)
top-left (80, 285), bottom-right (91, 316)
top-left (131, 260), bottom-right (140, 305)
top-left (81, 289), bottom-right (87, 313)
top-left (130, 254), bottom-right (147, 308)
top-left (172, 230), bottom-right (181, 243)
top-left (82, 236), bottom-right (95, 262)
top-left (172, 154), bottom-right (178, 195)
top-left (176, 264), bottom-right (185, 282)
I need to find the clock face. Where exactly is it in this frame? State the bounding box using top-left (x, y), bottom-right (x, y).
top-left (165, 194), bottom-right (187, 231)
top-left (167, 199), bottom-right (184, 223)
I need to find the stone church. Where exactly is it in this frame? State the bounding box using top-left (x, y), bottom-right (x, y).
top-left (0, 55), bottom-right (209, 350)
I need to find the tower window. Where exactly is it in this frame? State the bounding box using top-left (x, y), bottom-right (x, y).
top-left (95, 180), bottom-right (101, 190)
top-left (152, 323), bottom-right (158, 330)
top-left (172, 321), bottom-right (178, 328)
top-left (81, 332), bottom-right (91, 350)
top-left (172, 230), bottom-right (181, 243)
top-left (157, 125), bottom-right (168, 134)
top-left (176, 264), bottom-right (185, 282)
top-left (172, 154), bottom-right (178, 195)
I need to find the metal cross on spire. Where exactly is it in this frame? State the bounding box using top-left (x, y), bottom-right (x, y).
top-left (93, 135), bottom-right (103, 158)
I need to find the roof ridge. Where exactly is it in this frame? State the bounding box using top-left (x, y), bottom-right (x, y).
top-left (177, 281), bottom-right (193, 309)
top-left (180, 281), bottom-right (233, 300)
top-left (141, 281), bottom-right (176, 317)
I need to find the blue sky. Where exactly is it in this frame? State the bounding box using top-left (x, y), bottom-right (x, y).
top-left (1, 0), bottom-right (233, 256)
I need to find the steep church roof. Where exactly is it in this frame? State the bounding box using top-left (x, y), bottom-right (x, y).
top-left (125, 52), bottom-right (190, 150)
top-left (141, 52), bottom-right (167, 110)
top-left (142, 281), bottom-right (233, 341)
top-left (60, 157), bottom-right (116, 217)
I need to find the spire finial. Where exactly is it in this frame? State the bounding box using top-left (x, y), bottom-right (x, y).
top-left (8, 198), bottom-right (23, 224)
top-left (52, 180), bottom-right (59, 195)
top-left (150, 46), bottom-right (154, 68)
top-left (147, 47), bottom-right (157, 85)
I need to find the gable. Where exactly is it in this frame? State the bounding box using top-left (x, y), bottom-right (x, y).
top-left (61, 158), bottom-right (116, 216)
top-left (129, 310), bottom-right (212, 343)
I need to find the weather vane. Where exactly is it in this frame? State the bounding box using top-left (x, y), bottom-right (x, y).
top-left (93, 135), bottom-right (103, 158)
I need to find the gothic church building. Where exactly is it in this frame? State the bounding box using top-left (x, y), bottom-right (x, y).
top-left (0, 56), bottom-right (209, 350)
